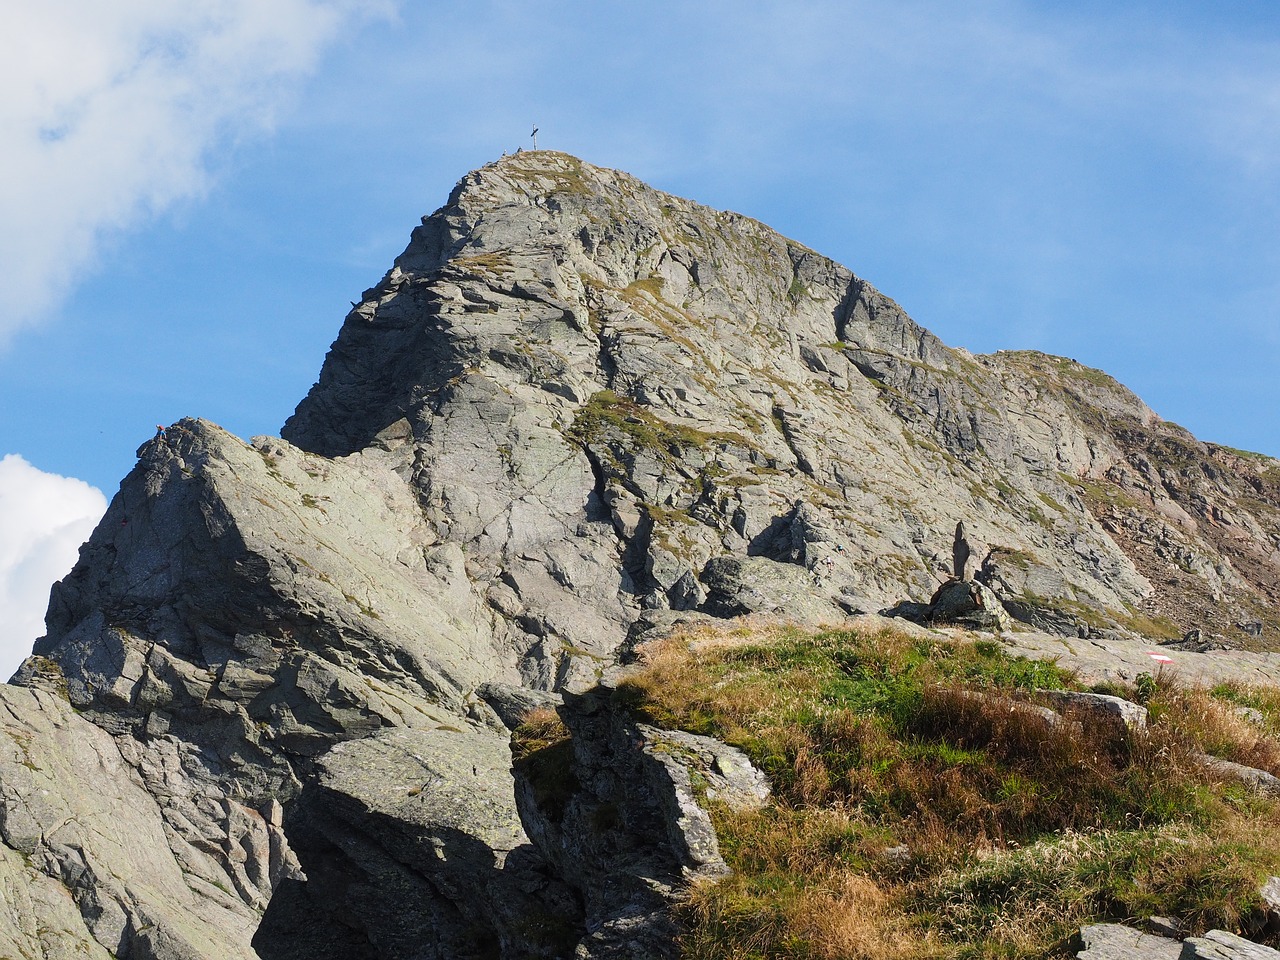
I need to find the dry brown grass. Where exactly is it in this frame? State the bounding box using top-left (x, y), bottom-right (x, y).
top-left (511, 706), bottom-right (577, 823)
top-left (511, 705), bottom-right (569, 758)
top-left (1154, 683), bottom-right (1280, 776)
top-left (615, 620), bottom-right (1280, 959)
top-left (680, 806), bottom-right (938, 959)
top-left (790, 874), bottom-right (927, 960)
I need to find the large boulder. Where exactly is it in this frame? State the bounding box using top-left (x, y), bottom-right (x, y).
top-left (926, 579), bottom-right (1015, 631)
top-left (513, 686), bottom-right (769, 959)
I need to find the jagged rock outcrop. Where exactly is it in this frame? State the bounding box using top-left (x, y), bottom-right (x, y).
top-left (511, 686), bottom-right (769, 959)
top-left (254, 725), bottom-right (576, 959)
top-left (0, 684), bottom-right (263, 959)
top-left (4, 151), bottom-right (1280, 957)
top-left (278, 152), bottom-right (1280, 646)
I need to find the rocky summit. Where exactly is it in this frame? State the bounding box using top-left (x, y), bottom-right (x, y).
top-left (4, 151), bottom-right (1280, 959)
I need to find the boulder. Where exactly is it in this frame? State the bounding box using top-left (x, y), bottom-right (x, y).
top-left (513, 686), bottom-right (769, 959)
top-left (1149, 917), bottom-right (1183, 939)
top-left (1200, 757), bottom-right (1280, 796)
top-left (925, 579), bottom-right (1015, 632)
top-left (1262, 876), bottom-right (1280, 931)
top-left (699, 555), bottom-right (838, 621)
top-left (1076, 922), bottom-right (1181, 959)
top-left (1037, 690), bottom-right (1149, 731)
top-left (1181, 931), bottom-right (1280, 959)
top-left (477, 682), bottom-right (564, 731)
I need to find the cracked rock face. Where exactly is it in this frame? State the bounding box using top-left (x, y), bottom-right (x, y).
top-left (4, 151), bottom-right (1280, 958)
top-left (284, 152), bottom-right (1280, 645)
top-left (0, 686), bottom-right (262, 959)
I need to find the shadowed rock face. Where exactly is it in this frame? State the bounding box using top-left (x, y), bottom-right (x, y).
top-left (4, 151), bottom-right (1280, 958)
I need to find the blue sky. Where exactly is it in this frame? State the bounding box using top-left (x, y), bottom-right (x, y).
top-left (2, 0), bottom-right (1279, 673)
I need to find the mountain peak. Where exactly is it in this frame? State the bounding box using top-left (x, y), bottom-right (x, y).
top-left (275, 154), bottom-right (1280, 644)
top-left (7, 156), bottom-right (1280, 959)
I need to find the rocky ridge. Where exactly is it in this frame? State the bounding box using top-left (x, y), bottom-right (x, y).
top-left (1, 151), bottom-right (1278, 957)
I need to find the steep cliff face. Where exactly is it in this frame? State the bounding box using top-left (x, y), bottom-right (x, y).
top-left (3, 152), bottom-right (1280, 959)
top-left (283, 150), bottom-right (1280, 644)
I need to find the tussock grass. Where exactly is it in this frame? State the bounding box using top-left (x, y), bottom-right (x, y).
top-left (1209, 680), bottom-right (1280, 728)
top-left (1163, 682), bottom-right (1280, 774)
top-left (617, 620), bottom-right (1280, 958)
top-left (512, 707), bottom-right (577, 823)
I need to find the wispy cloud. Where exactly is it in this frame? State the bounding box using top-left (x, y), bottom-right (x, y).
top-left (0, 0), bottom-right (390, 344)
top-left (0, 455), bottom-right (106, 679)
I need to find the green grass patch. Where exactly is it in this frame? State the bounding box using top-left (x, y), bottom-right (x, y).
top-left (1211, 682), bottom-right (1280, 732)
top-left (998, 351), bottom-right (1122, 391)
top-left (617, 621), bottom-right (1280, 958)
top-left (567, 390), bottom-right (741, 455)
top-left (986, 547), bottom-right (1035, 571)
top-left (1214, 444), bottom-right (1275, 463)
top-left (624, 275), bottom-right (666, 301)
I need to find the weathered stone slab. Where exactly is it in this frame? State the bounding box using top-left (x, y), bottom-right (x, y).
top-left (1038, 690), bottom-right (1149, 730)
top-left (1261, 876), bottom-right (1280, 930)
top-left (1077, 922), bottom-right (1181, 959)
top-left (0, 686), bottom-right (259, 959)
top-left (1200, 757), bottom-right (1280, 796)
top-left (1181, 930), bottom-right (1280, 959)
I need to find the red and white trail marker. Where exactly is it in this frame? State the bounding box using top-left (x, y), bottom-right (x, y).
top-left (1145, 652), bottom-right (1174, 664)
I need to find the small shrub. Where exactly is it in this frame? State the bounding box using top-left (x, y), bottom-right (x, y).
top-left (1135, 672), bottom-right (1158, 704)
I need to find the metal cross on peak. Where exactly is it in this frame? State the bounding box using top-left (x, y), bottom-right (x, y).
top-left (531, 125), bottom-right (538, 150)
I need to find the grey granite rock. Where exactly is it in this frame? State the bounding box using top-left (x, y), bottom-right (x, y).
top-left (699, 555), bottom-right (841, 621)
top-left (926, 579), bottom-right (1015, 631)
top-left (1181, 930), bottom-right (1280, 959)
top-left (1262, 876), bottom-right (1280, 931)
top-left (1149, 917), bottom-right (1184, 939)
top-left (8, 150), bottom-right (1280, 957)
top-left (636, 723), bottom-right (771, 878)
top-left (1037, 690), bottom-right (1149, 731)
top-left (513, 686), bottom-right (769, 959)
top-left (254, 725), bottom-right (577, 960)
top-left (282, 151), bottom-right (1254, 643)
top-left (1077, 922), bottom-right (1181, 959)
top-left (990, 627), bottom-right (1280, 690)
top-left (477, 681), bottom-right (564, 730)
top-left (1200, 756), bottom-right (1280, 796)
top-left (0, 686), bottom-right (259, 959)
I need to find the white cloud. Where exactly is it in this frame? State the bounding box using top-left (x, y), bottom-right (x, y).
top-left (0, 0), bottom-right (389, 343)
top-left (0, 455), bottom-right (107, 679)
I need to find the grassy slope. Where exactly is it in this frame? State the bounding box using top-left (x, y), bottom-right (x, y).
top-left (614, 619), bottom-right (1280, 959)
